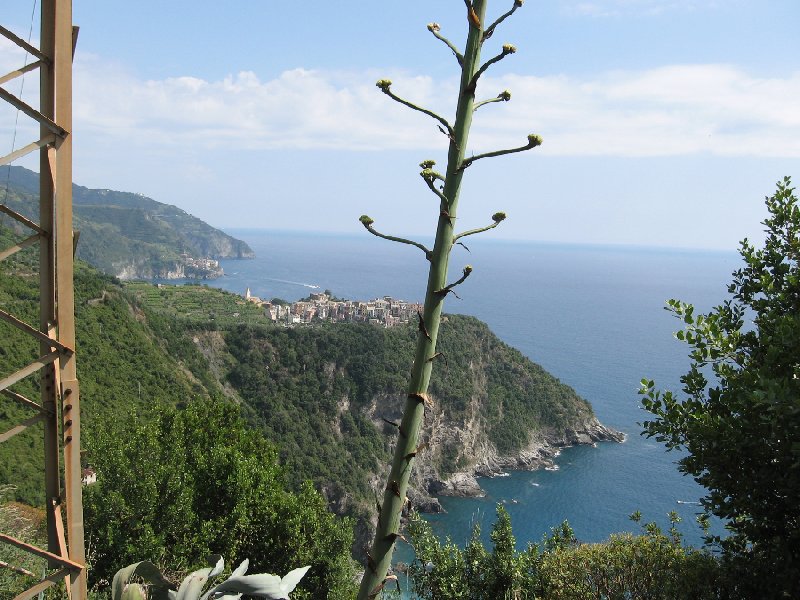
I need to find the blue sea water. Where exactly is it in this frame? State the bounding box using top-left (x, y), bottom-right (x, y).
top-left (196, 230), bottom-right (740, 554)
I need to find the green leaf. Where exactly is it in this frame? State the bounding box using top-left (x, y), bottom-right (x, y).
top-left (112, 561), bottom-right (175, 600)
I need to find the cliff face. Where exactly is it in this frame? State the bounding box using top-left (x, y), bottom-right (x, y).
top-left (362, 357), bottom-right (624, 512)
top-left (207, 314), bottom-right (624, 524)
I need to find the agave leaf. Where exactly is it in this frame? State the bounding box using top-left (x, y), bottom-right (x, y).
top-left (231, 559), bottom-right (249, 578)
top-left (277, 566), bottom-right (311, 595)
top-left (176, 555), bottom-right (224, 600)
top-left (112, 561), bottom-right (175, 600)
top-left (207, 566), bottom-right (310, 599)
top-left (207, 555), bottom-right (225, 578)
top-left (120, 583), bottom-right (147, 600)
top-left (200, 559), bottom-right (249, 600)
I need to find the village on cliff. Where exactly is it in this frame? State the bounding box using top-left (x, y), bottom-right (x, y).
top-left (243, 288), bottom-right (423, 328)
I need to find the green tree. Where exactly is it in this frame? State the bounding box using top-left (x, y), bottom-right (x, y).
top-left (407, 505), bottom-right (539, 600)
top-left (83, 400), bottom-right (357, 599)
top-left (640, 177), bottom-right (800, 598)
top-left (407, 508), bottom-right (719, 599)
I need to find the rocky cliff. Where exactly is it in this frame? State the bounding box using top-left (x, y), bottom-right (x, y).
top-left (191, 309), bottom-right (625, 531)
top-left (363, 359), bottom-right (624, 513)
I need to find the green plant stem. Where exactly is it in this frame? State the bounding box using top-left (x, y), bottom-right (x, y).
top-left (356, 2), bottom-right (488, 598)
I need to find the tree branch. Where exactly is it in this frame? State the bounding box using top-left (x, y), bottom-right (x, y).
top-left (483, 0), bottom-right (524, 43)
top-left (376, 80), bottom-right (454, 138)
top-left (454, 212), bottom-right (506, 242)
top-left (419, 160), bottom-right (449, 206)
top-left (468, 44), bottom-right (516, 92)
top-left (434, 265), bottom-right (473, 297)
top-left (427, 23), bottom-right (463, 66)
top-left (359, 215), bottom-right (432, 260)
top-left (473, 90), bottom-right (511, 112)
top-left (459, 134), bottom-right (542, 171)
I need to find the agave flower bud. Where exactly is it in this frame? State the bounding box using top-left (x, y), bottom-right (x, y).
top-left (359, 215), bottom-right (374, 227)
top-left (419, 159), bottom-right (436, 169)
top-left (527, 134), bottom-right (543, 147)
top-left (502, 43), bottom-right (517, 54)
top-left (498, 90), bottom-right (511, 101)
top-left (492, 212), bottom-right (507, 223)
top-left (515, 0), bottom-right (524, 6)
top-left (376, 79), bottom-right (392, 92)
top-left (427, 22), bottom-right (441, 32)
top-left (463, 265), bottom-right (473, 276)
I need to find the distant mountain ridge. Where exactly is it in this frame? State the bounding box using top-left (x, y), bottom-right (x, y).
top-left (1, 165), bottom-right (254, 279)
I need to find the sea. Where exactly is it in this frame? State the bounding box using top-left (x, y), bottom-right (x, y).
top-left (176, 229), bottom-right (739, 566)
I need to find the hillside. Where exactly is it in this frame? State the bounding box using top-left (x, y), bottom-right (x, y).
top-left (0, 249), bottom-right (619, 546)
top-left (120, 276), bottom-right (621, 517)
top-left (0, 232), bottom-right (224, 503)
top-left (1, 165), bottom-right (254, 279)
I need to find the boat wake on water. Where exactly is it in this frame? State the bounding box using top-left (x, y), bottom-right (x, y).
top-left (263, 277), bottom-right (320, 289)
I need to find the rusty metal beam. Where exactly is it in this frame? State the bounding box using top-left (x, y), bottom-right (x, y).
top-left (0, 351), bottom-right (60, 392)
top-left (0, 3), bottom-right (87, 597)
top-left (0, 534), bottom-right (83, 571)
top-left (52, 1), bottom-right (87, 596)
top-left (0, 233), bottom-right (41, 261)
top-left (0, 204), bottom-right (47, 236)
top-left (0, 88), bottom-right (67, 138)
top-left (1, 389), bottom-right (49, 413)
top-left (0, 134), bottom-right (57, 167)
top-left (0, 309), bottom-right (74, 355)
top-left (0, 25), bottom-right (50, 63)
top-left (0, 413), bottom-right (47, 443)
top-left (0, 60), bottom-right (44, 86)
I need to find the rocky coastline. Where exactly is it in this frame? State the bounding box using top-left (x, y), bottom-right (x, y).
top-left (411, 419), bottom-right (625, 513)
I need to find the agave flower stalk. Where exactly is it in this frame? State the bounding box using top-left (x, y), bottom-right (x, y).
top-left (357, 1), bottom-right (540, 598)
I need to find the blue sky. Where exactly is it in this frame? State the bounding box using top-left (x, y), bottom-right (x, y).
top-left (2, 1), bottom-right (799, 250)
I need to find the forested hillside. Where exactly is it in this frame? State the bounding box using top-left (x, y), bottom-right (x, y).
top-left (1, 166), bottom-right (254, 279)
top-left (1, 235), bottom-right (614, 541)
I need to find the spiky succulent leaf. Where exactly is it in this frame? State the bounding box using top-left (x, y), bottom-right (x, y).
top-left (176, 555), bottom-right (224, 600)
top-left (112, 561), bottom-right (175, 600)
top-left (206, 566), bottom-right (311, 599)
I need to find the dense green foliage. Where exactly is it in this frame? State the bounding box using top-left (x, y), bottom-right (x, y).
top-left (406, 507), bottom-right (723, 599)
top-left (0, 252), bottom-right (212, 504)
top-left (222, 315), bottom-right (593, 502)
top-left (84, 401), bottom-right (357, 599)
top-left (3, 165), bottom-right (253, 279)
top-left (2, 222), bottom-right (605, 598)
top-left (640, 178), bottom-right (800, 598)
top-left (2, 235), bottom-right (594, 516)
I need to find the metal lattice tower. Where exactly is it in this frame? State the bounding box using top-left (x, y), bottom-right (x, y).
top-left (0, 1), bottom-right (87, 598)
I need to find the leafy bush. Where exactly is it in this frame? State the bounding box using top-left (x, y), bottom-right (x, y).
top-left (640, 178), bottom-right (800, 597)
top-left (83, 401), bottom-right (357, 599)
top-left (407, 507), bottom-right (724, 600)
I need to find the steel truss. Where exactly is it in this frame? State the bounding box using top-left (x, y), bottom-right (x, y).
top-left (0, 1), bottom-right (87, 598)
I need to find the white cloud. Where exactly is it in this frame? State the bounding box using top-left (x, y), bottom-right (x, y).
top-left (474, 66), bottom-right (800, 157)
top-left (3, 40), bottom-right (799, 161)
